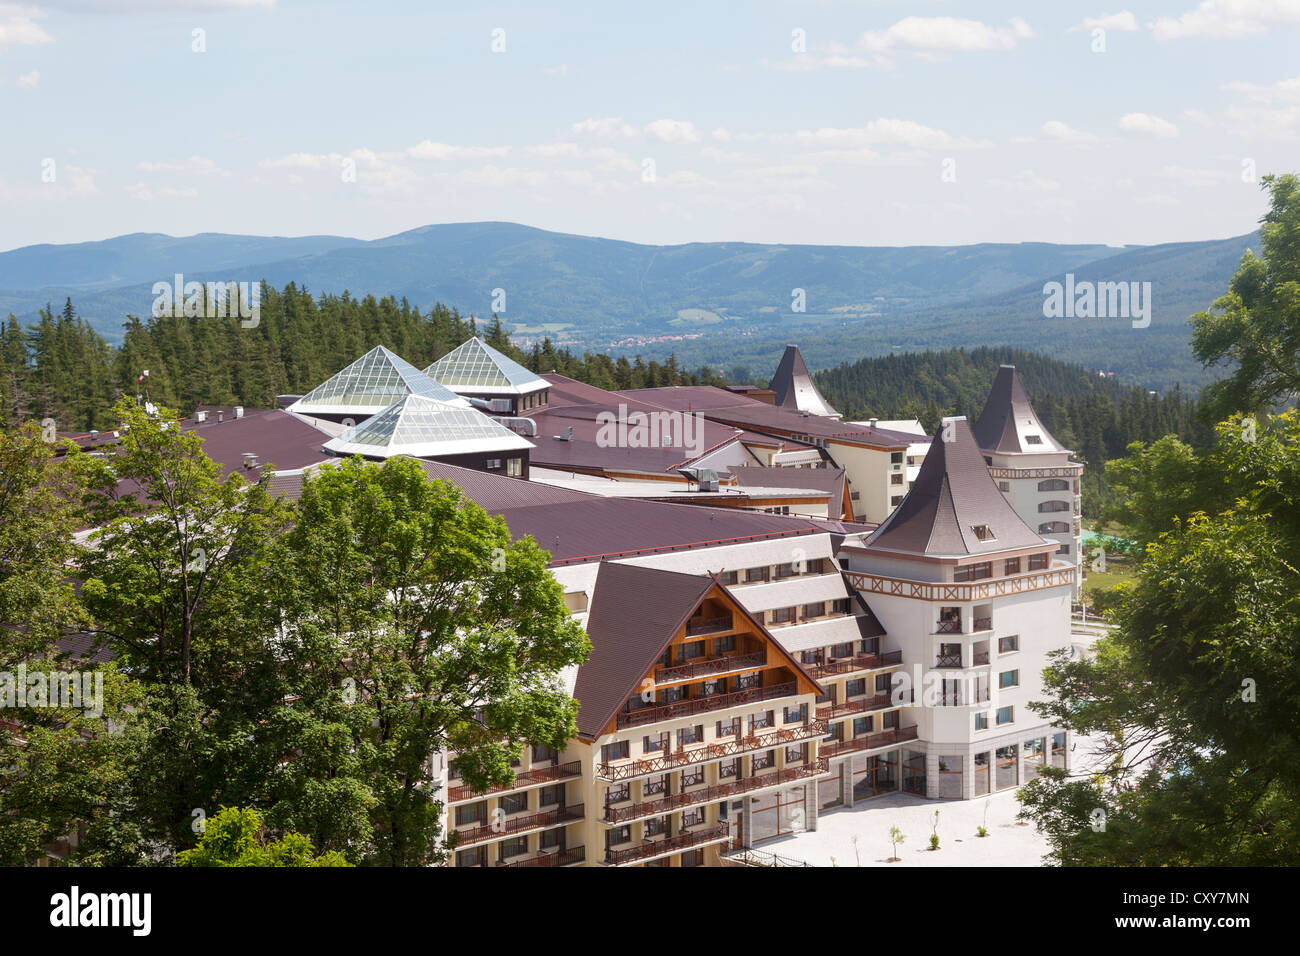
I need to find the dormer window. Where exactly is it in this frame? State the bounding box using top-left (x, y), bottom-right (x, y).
top-left (1025, 435), bottom-right (1043, 444)
top-left (972, 524), bottom-right (995, 541)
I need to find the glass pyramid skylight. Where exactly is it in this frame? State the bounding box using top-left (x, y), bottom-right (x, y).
top-left (288, 346), bottom-right (469, 414)
top-left (424, 337), bottom-right (548, 395)
top-left (323, 395), bottom-right (533, 459)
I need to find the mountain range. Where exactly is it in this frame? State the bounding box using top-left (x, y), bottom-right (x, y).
top-left (0, 221), bottom-right (1256, 391)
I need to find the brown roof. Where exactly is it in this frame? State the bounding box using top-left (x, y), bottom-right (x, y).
top-left (573, 562), bottom-right (716, 738)
top-left (729, 464), bottom-right (846, 497)
top-left (971, 365), bottom-right (1067, 455)
top-left (768, 345), bottom-right (839, 417)
top-left (864, 417), bottom-right (1047, 557)
top-left (183, 408), bottom-right (332, 477)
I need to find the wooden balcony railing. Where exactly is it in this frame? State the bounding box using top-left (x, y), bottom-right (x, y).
top-left (448, 760), bottom-right (582, 803)
top-left (934, 620), bottom-right (962, 634)
top-left (499, 846), bottom-right (585, 867)
top-left (820, 725), bottom-right (918, 760)
top-left (605, 822), bottom-right (730, 866)
top-left (816, 693), bottom-right (894, 720)
top-left (604, 758), bottom-right (830, 824)
top-left (655, 650), bottom-right (765, 684)
top-left (453, 803), bottom-right (584, 847)
top-left (685, 615), bottom-right (733, 637)
top-left (616, 681), bottom-right (796, 730)
top-left (804, 650), bottom-right (902, 680)
top-left (935, 652), bottom-right (963, 668)
top-left (597, 720), bottom-right (828, 781)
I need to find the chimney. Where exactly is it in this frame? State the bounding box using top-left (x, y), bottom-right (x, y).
top-left (868, 417), bottom-right (878, 429)
top-left (217, 410), bottom-right (224, 423)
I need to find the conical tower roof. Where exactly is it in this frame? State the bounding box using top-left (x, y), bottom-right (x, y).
top-left (323, 394), bottom-right (533, 459)
top-left (288, 346), bottom-right (470, 416)
top-left (971, 365), bottom-right (1066, 454)
top-left (865, 417), bottom-right (1046, 557)
top-left (768, 345), bottom-right (839, 418)
top-left (424, 337), bottom-right (549, 396)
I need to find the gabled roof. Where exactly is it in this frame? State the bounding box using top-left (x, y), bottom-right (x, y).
top-left (768, 345), bottom-right (840, 418)
top-left (971, 365), bottom-right (1067, 454)
top-left (322, 394), bottom-right (533, 459)
top-left (864, 417), bottom-right (1047, 557)
top-left (424, 337), bottom-right (549, 396)
top-left (574, 562), bottom-right (822, 739)
top-left (287, 346), bottom-right (470, 416)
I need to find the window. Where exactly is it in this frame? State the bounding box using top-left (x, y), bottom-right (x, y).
top-left (971, 524), bottom-right (995, 541)
top-left (1028, 553), bottom-right (1050, 570)
top-left (676, 724), bottom-right (705, 747)
top-left (643, 774), bottom-right (667, 796)
top-left (1057, 543), bottom-right (1070, 555)
top-left (539, 785), bottom-right (564, 808)
top-left (456, 846), bottom-right (486, 867)
top-left (1039, 521), bottom-right (1070, 534)
top-left (716, 717), bottom-right (740, 738)
top-left (681, 766), bottom-right (705, 787)
top-left (454, 802), bottom-right (487, 827)
top-left (532, 745), bottom-right (558, 764)
top-left (605, 783), bottom-right (630, 805)
top-left (720, 570), bottom-right (739, 586)
top-left (752, 750), bottom-right (775, 771)
top-left (682, 808), bottom-right (705, 828)
top-left (681, 849), bottom-right (704, 867)
top-left (891, 495), bottom-right (904, 507)
top-left (682, 640), bottom-right (705, 660)
top-left (1038, 478), bottom-right (1069, 492)
top-left (852, 716), bottom-right (872, 736)
top-left (700, 678), bottom-right (723, 696)
top-left (770, 606), bottom-right (796, 625)
top-left (998, 634), bottom-right (1019, 654)
top-left (891, 451), bottom-right (903, 464)
top-left (485, 458), bottom-right (502, 470)
top-left (832, 598), bottom-right (851, 614)
top-left (1038, 500), bottom-right (1070, 513)
top-left (719, 758), bottom-right (741, 778)
top-left (506, 457), bottom-right (523, 477)
top-left (749, 710), bottom-right (775, 733)
top-left (601, 740), bottom-right (629, 763)
top-left (998, 481), bottom-right (1010, 492)
top-left (891, 473), bottom-right (903, 485)
top-left (501, 792), bottom-right (529, 815)
top-left (606, 826), bottom-right (631, 847)
top-left (1004, 557), bottom-right (1020, 575)
top-left (643, 733), bottom-right (666, 753)
top-left (785, 744), bottom-right (806, 763)
top-left (801, 601), bottom-right (825, 619)
top-left (776, 562), bottom-right (796, 578)
top-left (975, 712), bottom-right (989, 731)
top-left (500, 836), bottom-right (528, 858)
top-left (783, 704), bottom-right (807, 724)
top-left (882, 710), bottom-right (899, 730)
top-left (996, 706), bottom-right (1014, 726)
top-left (957, 562), bottom-right (993, 581)
top-left (846, 678), bottom-right (866, 697)
top-left (644, 816), bottom-right (667, 836)
top-left (999, 669), bottom-right (1020, 689)
top-left (875, 673), bottom-right (892, 693)
top-left (832, 641), bottom-right (854, 658)
top-left (539, 827), bottom-right (566, 850)
top-left (715, 634), bottom-right (736, 654)
top-left (745, 567), bottom-right (768, 583)
top-left (1026, 435), bottom-right (1043, 445)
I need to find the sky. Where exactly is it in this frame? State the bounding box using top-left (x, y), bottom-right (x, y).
top-left (1, 0), bottom-right (1298, 252)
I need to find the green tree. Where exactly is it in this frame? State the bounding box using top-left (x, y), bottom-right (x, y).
top-left (269, 456), bottom-right (590, 865)
top-left (1193, 173), bottom-right (1300, 420)
top-left (176, 806), bottom-right (352, 867)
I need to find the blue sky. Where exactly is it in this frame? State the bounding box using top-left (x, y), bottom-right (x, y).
top-left (2, 0), bottom-right (1298, 251)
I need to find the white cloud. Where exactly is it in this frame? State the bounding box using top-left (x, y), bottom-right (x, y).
top-left (1135, 193), bottom-right (1179, 205)
top-left (0, 4), bottom-right (53, 45)
top-left (1159, 164), bottom-right (1235, 186)
top-left (987, 169), bottom-right (1061, 192)
top-left (1221, 75), bottom-right (1300, 103)
top-left (125, 182), bottom-right (200, 201)
top-left (405, 140), bottom-right (511, 160)
top-left (859, 16), bottom-right (1034, 55)
top-left (1068, 11), bottom-right (1139, 33)
top-left (781, 118), bottom-right (990, 151)
top-left (1041, 120), bottom-right (1100, 144)
top-left (571, 116), bottom-right (638, 139)
top-left (542, 64), bottom-right (568, 76)
top-left (16, 68), bottom-right (39, 88)
top-left (1119, 112), bottom-right (1179, 137)
top-left (137, 155), bottom-right (226, 175)
top-left (1150, 0), bottom-right (1300, 41)
top-left (643, 119), bottom-right (700, 144)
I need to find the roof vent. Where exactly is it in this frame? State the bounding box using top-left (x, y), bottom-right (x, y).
top-left (242, 452), bottom-right (259, 470)
top-left (868, 417), bottom-right (878, 428)
top-left (498, 417), bottom-right (537, 437)
top-left (234, 406), bottom-right (244, 419)
top-left (196, 410), bottom-right (207, 423)
top-left (89, 429), bottom-right (98, 440)
top-left (217, 410), bottom-right (224, 423)
top-left (553, 426), bottom-right (573, 441)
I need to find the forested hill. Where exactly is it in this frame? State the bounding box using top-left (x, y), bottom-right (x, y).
top-left (815, 346), bottom-right (1211, 509)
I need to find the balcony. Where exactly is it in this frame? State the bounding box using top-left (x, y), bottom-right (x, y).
top-left (820, 725), bottom-right (918, 760)
top-left (804, 650), bottom-right (902, 680)
top-left (973, 617), bottom-right (992, 631)
top-left (816, 693), bottom-right (894, 720)
top-left (655, 650), bottom-right (766, 684)
top-left (453, 803), bottom-right (585, 847)
top-left (616, 681), bottom-right (795, 730)
top-left (597, 720), bottom-right (828, 781)
top-left (499, 846), bottom-right (585, 867)
top-left (935, 651), bottom-right (963, 668)
top-left (685, 614), bottom-right (733, 637)
top-left (447, 760), bottom-right (582, 803)
top-left (605, 822), bottom-right (730, 866)
top-left (604, 759), bottom-right (830, 825)
top-left (934, 620), bottom-right (963, 634)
